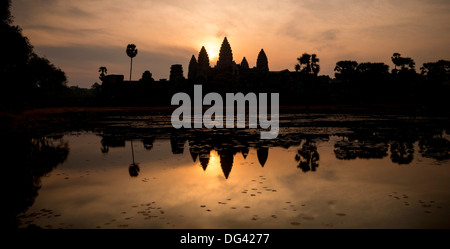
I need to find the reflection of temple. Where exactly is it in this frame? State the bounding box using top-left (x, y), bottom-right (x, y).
top-left (170, 133), bottom-right (186, 154)
top-left (97, 115), bottom-right (450, 179)
top-left (143, 137), bottom-right (155, 150)
top-left (183, 130), bottom-right (278, 179)
top-left (218, 148), bottom-right (234, 179)
top-left (257, 147), bottom-right (269, 167)
top-left (101, 136), bottom-right (125, 153)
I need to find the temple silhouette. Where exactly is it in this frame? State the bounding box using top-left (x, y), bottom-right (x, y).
top-left (188, 37), bottom-right (269, 82)
top-left (102, 37), bottom-right (272, 85)
top-left (99, 37), bottom-right (330, 106)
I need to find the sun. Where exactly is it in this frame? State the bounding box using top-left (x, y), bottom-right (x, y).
top-left (205, 44), bottom-right (219, 60)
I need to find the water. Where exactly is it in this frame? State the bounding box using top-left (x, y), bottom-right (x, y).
top-left (12, 113), bottom-right (450, 229)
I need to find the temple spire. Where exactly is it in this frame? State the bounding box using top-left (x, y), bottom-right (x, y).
top-left (188, 55), bottom-right (197, 80)
top-left (256, 49), bottom-right (269, 72)
top-left (216, 37), bottom-right (234, 71)
top-left (240, 57), bottom-right (249, 70)
top-left (197, 46), bottom-right (210, 80)
top-left (198, 46), bottom-right (210, 68)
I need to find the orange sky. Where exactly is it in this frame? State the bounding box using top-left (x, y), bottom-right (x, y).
top-left (11, 0), bottom-right (450, 88)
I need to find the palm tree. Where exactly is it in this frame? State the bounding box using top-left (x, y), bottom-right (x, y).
top-left (295, 140), bottom-right (319, 173)
top-left (391, 52), bottom-right (415, 72)
top-left (98, 66), bottom-right (107, 80)
top-left (126, 44), bottom-right (138, 81)
top-left (295, 53), bottom-right (320, 76)
top-left (392, 53), bottom-right (401, 70)
top-left (311, 54), bottom-right (320, 76)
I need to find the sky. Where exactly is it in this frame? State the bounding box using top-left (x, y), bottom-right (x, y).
top-left (11, 0), bottom-right (450, 88)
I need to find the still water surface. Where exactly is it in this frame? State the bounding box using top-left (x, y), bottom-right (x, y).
top-left (17, 114), bottom-right (450, 228)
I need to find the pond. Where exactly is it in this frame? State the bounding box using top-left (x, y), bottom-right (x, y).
top-left (11, 113), bottom-right (450, 229)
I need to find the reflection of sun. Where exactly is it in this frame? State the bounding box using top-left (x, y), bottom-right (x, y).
top-left (205, 44), bottom-right (219, 60)
top-left (208, 150), bottom-right (220, 169)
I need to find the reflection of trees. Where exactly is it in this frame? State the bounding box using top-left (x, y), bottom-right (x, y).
top-left (128, 163), bottom-right (140, 177)
top-left (334, 138), bottom-right (388, 160)
top-left (419, 137), bottom-right (450, 161)
top-left (128, 139), bottom-right (140, 177)
top-left (3, 135), bottom-right (69, 229)
top-left (390, 142), bottom-right (414, 164)
top-left (295, 140), bottom-right (319, 173)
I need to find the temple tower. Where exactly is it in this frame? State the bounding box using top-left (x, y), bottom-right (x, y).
top-left (256, 49), bottom-right (269, 72)
top-left (216, 37), bottom-right (234, 72)
top-left (240, 57), bottom-right (249, 70)
top-left (197, 46), bottom-right (210, 80)
top-left (169, 64), bottom-right (184, 82)
top-left (188, 55), bottom-right (197, 80)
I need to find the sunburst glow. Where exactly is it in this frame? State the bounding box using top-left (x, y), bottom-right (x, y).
top-left (207, 150), bottom-right (220, 170)
top-left (205, 44), bottom-right (219, 60)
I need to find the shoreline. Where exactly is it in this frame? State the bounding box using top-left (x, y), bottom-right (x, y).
top-left (1, 104), bottom-right (447, 135)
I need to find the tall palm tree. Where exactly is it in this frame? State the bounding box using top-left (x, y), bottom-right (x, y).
top-left (311, 54), bottom-right (320, 76)
top-left (126, 44), bottom-right (138, 81)
top-left (391, 53), bottom-right (401, 70)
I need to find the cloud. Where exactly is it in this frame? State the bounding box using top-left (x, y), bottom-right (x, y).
top-left (320, 29), bottom-right (339, 41)
top-left (22, 24), bottom-right (104, 36)
top-left (10, 0), bottom-right (450, 85)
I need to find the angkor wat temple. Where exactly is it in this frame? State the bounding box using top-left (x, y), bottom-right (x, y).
top-left (188, 37), bottom-right (269, 83)
top-left (100, 37), bottom-right (330, 106)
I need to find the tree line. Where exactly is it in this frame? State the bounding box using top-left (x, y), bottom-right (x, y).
top-left (290, 52), bottom-right (449, 109)
top-left (0, 0), bottom-right (84, 110)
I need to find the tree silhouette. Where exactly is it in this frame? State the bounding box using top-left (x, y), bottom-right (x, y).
top-left (126, 44), bottom-right (138, 81)
top-left (295, 53), bottom-right (320, 76)
top-left (391, 53), bottom-right (415, 73)
top-left (27, 54), bottom-right (67, 89)
top-left (1, 0), bottom-right (12, 25)
top-left (4, 135), bottom-right (69, 228)
top-left (98, 66), bottom-right (107, 80)
top-left (390, 142), bottom-right (414, 164)
top-left (140, 70), bottom-right (154, 82)
top-left (421, 60), bottom-right (450, 82)
top-left (391, 53), bottom-right (401, 71)
top-left (1, 0), bottom-right (70, 108)
top-left (295, 140), bottom-right (319, 173)
top-left (334, 60), bottom-right (358, 82)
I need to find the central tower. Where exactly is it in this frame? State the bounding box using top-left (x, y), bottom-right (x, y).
top-left (216, 37), bottom-right (234, 72)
